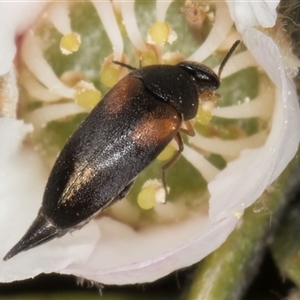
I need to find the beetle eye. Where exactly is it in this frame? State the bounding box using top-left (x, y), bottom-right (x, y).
top-left (178, 62), bottom-right (220, 91)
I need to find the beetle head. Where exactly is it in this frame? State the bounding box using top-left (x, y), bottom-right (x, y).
top-left (178, 61), bottom-right (220, 94)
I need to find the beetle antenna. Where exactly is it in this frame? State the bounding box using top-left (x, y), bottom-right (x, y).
top-left (218, 40), bottom-right (241, 78)
top-left (112, 61), bottom-right (137, 71)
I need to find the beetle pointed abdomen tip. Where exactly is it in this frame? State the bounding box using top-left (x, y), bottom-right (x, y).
top-left (3, 213), bottom-right (61, 261)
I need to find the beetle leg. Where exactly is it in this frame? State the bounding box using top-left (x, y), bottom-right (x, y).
top-left (161, 120), bottom-right (194, 199)
top-left (179, 120), bottom-right (195, 136)
top-left (161, 132), bottom-right (184, 198)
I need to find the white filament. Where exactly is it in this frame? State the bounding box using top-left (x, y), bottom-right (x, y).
top-left (47, 2), bottom-right (72, 35)
top-left (192, 130), bottom-right (268, 158)
top-left (212, 87), bottom-right (274, 119)
top-left (188, 1), bottom-right (233, 62)
top-left (20, 69), bottom-right (62, 102)
top-left (183, 146), bottom-right (220, 182)
top-left (21, 33), bottom-right (75, 99)
top-left (92, 0), bottom-right (123, 61)
top-left (218, 31), bottom-right (242, 51)
top-left (214, 51), bottom-right (258, 78)
top-left (156, 0), bottom-right (173, 22)
top-left (26, 103), bottom-right (89, 129)
top-left (119, 1), bottom-right (147, 52)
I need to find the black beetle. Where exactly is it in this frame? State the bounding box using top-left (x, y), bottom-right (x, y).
top-left (4, 41), bottom-right (240, 260)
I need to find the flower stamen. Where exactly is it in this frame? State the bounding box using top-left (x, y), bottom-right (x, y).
top-left (156, 0), bottom-right (173, 22)
top-left (192, 130), bottom-right (268, 159)
top-left (21, 33), bottom-right (75, 99)
top-left (119, 1), bottom-right (147, 52)
top-left (47, 2), bottom-right (72, 35)
top-left (26, 103), bottom-right (88, 129)
top-left (20, 68), bottom-right (61, 102)
top-left (213, 51), bottom-right (258, 78)
top-left (188, 1), bottom-right (233, 61)
top-left (92, 0), bottom-right (124, 61)
top-left (183, 146), bottom-right (220, 182)
top-left (212, 86), bottom-right (274, 119)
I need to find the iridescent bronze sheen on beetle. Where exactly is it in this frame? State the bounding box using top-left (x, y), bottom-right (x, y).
top-left (3, 41), bottom-right (240, 261)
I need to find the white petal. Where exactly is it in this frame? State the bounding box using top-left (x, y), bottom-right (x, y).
top-left (63, 215), bottom-right (237, 284)
top-left (209, 28), bottom-right (300, 222)
top-left (0, 2), bottom-right (48, 75)
top-left (0, 118), bottom-right (100, 282)
top-left (226, 0), bottom-right (279, 32)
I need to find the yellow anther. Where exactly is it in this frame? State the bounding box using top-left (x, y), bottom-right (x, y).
top-left (137, 186), bottom-right (156, 210)
top-left (157, 144), bottom-right (175, 161)
top-left (149, 22), bottom-right (170, 45)
top-left (100, 65), bottom-right (119, 88)
top-left (74, 82), bottom-right (101, 109)
top-left (196, 106), bottom-right (212, 125)
top-left (141, 49), bottom-right (158, 67)
top-left (60, 32), bottom-right (81, 55)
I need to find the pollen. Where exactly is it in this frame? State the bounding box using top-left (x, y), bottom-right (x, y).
top-left (137, 185), bottom-right (156, 210)
top-left (196, 106), bottom-right (212, 125)
top-left (74, 81), bottom-right (101, 108)
top-left (60, 32), bottom-right (81, 55)
top-left (100, 65), bottom-right (119, 88)
top-left (137, 179), bottom-right (167, 210)
top-left (234, 211), bottom-right (243, 219)
top-left (148, 22), bottom-right (170, 45)
top-left (141, 49), bottom-right (158, 67)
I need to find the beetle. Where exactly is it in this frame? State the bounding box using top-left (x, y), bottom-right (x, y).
top-left (3, 40), bottom-right (240, 261)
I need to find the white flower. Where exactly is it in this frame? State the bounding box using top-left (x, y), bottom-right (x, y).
top-left (0, 0), bottom-right (299, 285)
top-left (226, 0), bottom-right (278, 31)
